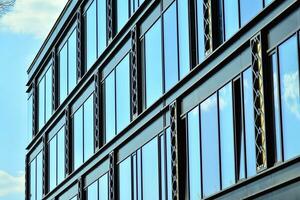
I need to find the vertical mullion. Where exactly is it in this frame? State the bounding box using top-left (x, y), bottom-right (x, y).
top-left (231, 80), bottom-right (238, 183)
top-left (237, 0), bottom-right (241, 28)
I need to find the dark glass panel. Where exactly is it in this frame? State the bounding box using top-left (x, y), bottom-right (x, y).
top-left (105, 72), bottom-right (115, 142)
top-left (197, 0), bottom-right (205, 63)
top-left (87, 181), bottom-right (98, 200)
top-left (98, 0), bottom-right (107, 56)
top-left (119, 157), bottom-right (132, 200)
top-left (57, 127), bottom-right (65, 184)
top-left (59, 43), bottom-right (68, 103)
top-left (45, 67), bottom-right (52, 122)
top-left (240, 0), bottom-right (263, 26)
top-left (86, 0), bottom-right (97, 70)
top-left (99, 174), bottom-right (108, 200)
top-left (38, 78), bottom-right (45, 130)
top-left (116, 0), bottom-right (129, 32)
top-left (68, 29), bottom-right (77, 92)
top-left (223, 0), bottom-right (239, 40)
top-left (74, 107), bottom-right (83, 169)
top-left (49, 136), bottom-right (57, 191)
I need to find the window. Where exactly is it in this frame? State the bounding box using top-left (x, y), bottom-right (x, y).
top-left (270, 34), bottom-right (300, 161)
top-left (86, 174), bottom-right (109, 200)
top-left (119, 157), bottom-right (132, 200)
top-left (196, 0), bottom-right (205, 63)
top-left (85, 0), bottom-right (107, 70)
top-left (73, 94), bottom-right (94, 170)
top-left (59, 28), bottom-right (77, 104)
top-left (38, 63), bottom-right (52, 131)
top-left (104, 54), bottom-right (131, 143)
top-left (27, 93), bottom-right (33, 140)
top-left (49, 126), bottom-right (65, 191)
top-left (29, 151), bottom-right (42, 200)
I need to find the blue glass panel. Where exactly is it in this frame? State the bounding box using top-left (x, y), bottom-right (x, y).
top-left (201, 94), bottom-right (220, 196)
top-left (278, 35), bottom-right (300, 160)
top-left (142, 138), bottom-right (159, 200)
top-left (69, 29), bottom-right (77, 92)
top-left (59, 43), bottom-right (68, 103)
top-left (240, 0), bottom-right (263, 26)
top-left (145, 20), bottom-right (163, 107)
top-left (57, 127), bottom-right (65, 184)
top-left (160, 134), bottom-right (166, 200)
top-left (224, 0), bottom-right (239, 40)
top-left (187, 107), bottom-right (201, 199)
top-left (87, 181), bottom-right (98, 200)
top-left (119, 157), bottom-right (132, 200)
top-left (178, 0), bottom-right (190, 78)
top-left (74, 107), bottom-right (83, 169)
top-left (49, 136), bottom-right (57, 191)
top-left (166, 128), bottom-right (172, 200)
top-left (116, 55), bottom-right (131, 133)
top-left (116, 0), bottom-right (129, 32)
top-left (99, 174), bottom-right (108, 200)
top-left (45, 67), bottom-right (52, 122)
top-left (163, 3), bottom-right (179, 91)
top-left (38, 78), bottom-right (45, 130)
top-left (219, 83), bottom-right (235, 188)
top-left (27, 95), bottom-right (33, 141)
top-left (36, 152), bottom-right (43, 200)
top-left (84, 95), bottom-right (94, 161)
top-left (197, 0), bottom-right (205, 63)
top-left (265, 0), bottom-right (273, 5)
top-left (30, 160), bottom-right (36, 200)
top-left (105, 72), bottom-right (116, 142)
top-left (86, 0), bottom-right (97, 70)
top-left (243, 68), bottom-right (256, 177)
top-left (98, 0), bottom-right (106, 56)
top-left (271, 53), bottom-right (282, 162)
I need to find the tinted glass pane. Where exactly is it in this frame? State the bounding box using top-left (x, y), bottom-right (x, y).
top-left (271, 53), bottom-right (282, 162)
top-left (265, 0), bottom-right (273, 5)
top-left (74, 107), bottom-right (83, 169)
top-left (160, 135), bottom-right (166, 200)
top-left (87, 181), bottom-right (98, 200)
top-left (142, 138), bottom-right (159, 200)
top-left (105, 72), bottom-right (115, 142)
top-left (49, 136), bottom-right (57, 191)
top-left (145, 20), bottom-right (163, 107)
top-left (219, 83), bottom-right (235, 188)
top-left (84, 95), bottom-right (94, 161)
top-left (243, 68), bottom-right (256, 177)
top-left (178, 0), bottom-right (190, 78)
top-left (240, 0), bottom-right (263, 26)
top-left (224, 0), bottom-right (239, 40)
top-left (116, 55), bottom-right (131, 133)
top-left (86, 0), bottom-right (97, 69)
top-left (30, 160), bottom-right (36, 200)
top-left (119, 157), bottom-right (132, 200)
top-left (36, 153), bottom-right (43, 200)
top-left (116, 0), bottom-right (129, 32)
top-left (166, 128), bottom-right (172, 200)
top-left (201, 94), bottom-right (220, 196)
top-left (197, 0), bottom-right (205, 63)
top-left (187, 107), bottom-right (201, 199)
top-left (163, 3), bottom-right (179, 91)
top-left (38, 78), bottom-right (45, 130)
top-left (45, 67), bottom-right (52, 122)
top-left (59, 43), bottom-right (68, 103)
top-left (279, 35), bottom-right (300, 160)
top-left (99, 174), bottom-right (108, 200)
top-left (69, 29), bottom-right (77, 92)
top-left (57, 127), bottom-right (65, 184)
top-left (98, 0), bottom-right (106, 55)
top-left (27, 95), bottom-right (33, 141)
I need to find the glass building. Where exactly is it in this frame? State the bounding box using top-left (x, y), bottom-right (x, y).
top-left (25, 0), bottom-right (300, 199)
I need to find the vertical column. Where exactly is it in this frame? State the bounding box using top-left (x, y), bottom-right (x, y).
top-left (32, 81), bottom-right (37, 136)
top-left (107, 0), bottom-right (114, 43)
top-left (42, 135), bottom-right (48, 196)
top-left (65, 107), bottom-right (72, 175)
top-left (250, 33), bottom-right (267, 172)
top-left (52, 49), bottom-right (57, 111)
top-left (78, 177), bottom-right (83, 200)
top-left (77, 9), bottom-right (83, 80)
top-left (109, 151), bottom-right (116, 200)
top-left (94, 70), bottom-right (102, 150)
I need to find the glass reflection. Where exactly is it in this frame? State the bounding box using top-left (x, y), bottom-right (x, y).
top-left (86, 0), bottom-right (97, 69)
top-left (59, 43), bottom-right (68, 103)
top-left (27, 95), bottom-right (33, 140)
top-left (105, 72), bottom-right (115, 142)
top-left (119, 157), bottom-right (132, 200)
top-left (57, 127), bottom-right (65, 184)
top-left (240, 0), bottom-right (263, 26)
top-left (45, 67), bottom-right (52, 122)
top-left (36, 153), bottom-right (43, 200)
top-left (166, 128), bottom-right (172, 200)
top-left (98, 0), bottom-right (107, 56)
top-left (99, 174), bottom-right (108, 200)
top-left (116, 0), bottom-right (129, 32)
top-left (84, 95), bottom-right (94, 161)
top-left (49, 136), bottom-right (57, 191)
top-left (223, 0), bottom-right (239, 40)
top-left (87, 181), bottom-right (98, 200)
top-left (30, 160), bottom-right (36, 200)
top-left (74, 107), bottom-right (83, 169)
top-left (69, 30), bottom-right (77, 92)
top-left (38, 78), bottom-right (45, 130)
top-left (197, 0), bottom-right (205, 63)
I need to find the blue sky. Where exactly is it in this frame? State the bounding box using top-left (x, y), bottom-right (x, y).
top-left (0, 0), bottom-right (66, 199)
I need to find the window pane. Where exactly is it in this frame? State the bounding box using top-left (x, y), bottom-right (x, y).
top-left (105, 72), bottom-right (116, 142)
top-left (160, 135), bottom-right (166, 200)
top-left (145, 20), bottom-right (163, 107)
top-left (74, 107), bottom-right (83, 169)
top-left (243, 68), bottom-right (256, 177)
top-left (271, 53), bottom-right (282, 162)
top-left (59, 43), bottom-right (68, 103)
top-left (219, 83), bottom-right (235, 188)
top-left (30, 160), bottom-right (36, 200)
top-left (142, 138), bottom-right (159, 200)
top-left (178, 0), bottom-right (190, 78)
top-left (38, 78), bottom-right (45, 130)
top-left (240, 0), bottom-right (263, 26)
top-left (116, 55), bottom-right (131, 133)
top-left (45, 67), bottom-right (52, 122)
top-left (49, 136), bottom-right (57, 191)
top-left (98, 0), bottom-right (106, 56)
top-left (27, 95), bottom-right (33, 141)
top-left (119, 157), bottom-right (132, 200)
top-left (163, 3), bottom-right (179, 91)
top-left (187, 107), bottom-right (201, 199)
top-left (99, 174), bottom-right (108, 200)
top-left (166, 128), bottom-right (172, 200)
top-left (36, 153), bottom-right (43, 200)
top-left (87, 181), bottom-right (98, 200)
top-left (197, 0), bottom-right (205, 63)
top-left (86, 0), bottom-right (97, 70)
top-left (116, 0), bottom-right (129, 32)
top-left (278, 35), bottom-right (300, 160)
top-left (201, 94), bottom-right (220, 196)
top-left (84, 95), bottom-right (94, 161)
top-left (223, 0), bottom-right (239, 40)
top-left (57, 127), bottom-right (65, 184)
top-left (69, 29), bottom-right (77, 92)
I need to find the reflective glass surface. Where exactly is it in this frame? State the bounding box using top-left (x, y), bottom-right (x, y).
top-left (160, 134), bottom-right (166, 200)
top-left (116, 0), bottom-right (129, 32)
top-left (38, 78), bottom-right (45, 130)
top-left (69, 30), bottom-right (77, 92)
top-left (49, 136), bottom-right (57, 191)
top-left (74, 107), bottom-right (83, 169)
top-left (27, 95), bottom-right (33, 140)
top-left (98, 0), bottom-right (107, 55)
top-left (99, 174), bottom-right (108, 200)
top-left (105, 72), bottom-right (115, 142)
top-left (86, 0), bottom-right (97, 69)
top-left (87, 181), bottom-right (98, 200)
top-left (30, 160), bottom-right (36, 200)
top-left (59, 43), bottom-right (68, 103)
top-left (57, 127), bottom-right (65, 184)
top-left (240, 0), bottom-right (263, 26)
top-left (197, 0), bottom-right (205, 63)
top-left (119, 157), bottom-right (132, 200)
top-left (84, 95), bottom-right (94, 161)
top-left (166, 128), bottom-right (172, 200)
top-left (223, 0), bottom-right (239, 40)
top-left (36, 153), bottom-right (43, 200)
top-left (45, 67), bottom-right (52, 122)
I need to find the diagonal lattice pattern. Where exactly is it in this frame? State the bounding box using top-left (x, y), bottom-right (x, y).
top-left (107, 0), bottom-right (113, 42)
top-left (109, 151), bottom-right (115, 200)
top-left (94, 72), bottom-right (101, 150)
top-left (65, 107), bottom-right (71, 175)
top-left (131, 26), bottom-right (139, 119)
top-left (203, 0), bottom-right (213, 56)
top-left (51, 50), bottom-right (56, 111)
top-left (76, 9), bottom-right (82, 81)
top-left (42, 135), bottom-right (47, 196)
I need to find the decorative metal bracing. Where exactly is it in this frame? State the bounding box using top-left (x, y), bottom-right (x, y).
top-left (203, 0), bottom-right (213, 56)
top-left (94, 71), bottom-right (101, 150)
top-left (32, 81), bottom-right (37, 136)
top-left (250, 33), bottom-right (267, 172)
top-left (78, 177), bottom-right (83, 200)
top-left (42, 135), bottom-right (48, 196)
top-left (131, 26), bottom-right (139, 119)
top-left (51, 49), bottom-right (56, 111)
top-left (109, 151), bottom-right (115, 200)
top-left (107, 0), bottom-right (114, 42)
top-left (76, 9), bottom-right (82, 80)
top-left (65, 107), bottom-right (71, 175)
top-left (170, 101), bottom-right (179, 200)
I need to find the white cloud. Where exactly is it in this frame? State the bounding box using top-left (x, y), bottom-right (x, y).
top-left (0, 0), bottom-right (68, 39)
top-left (283, 71), bottom-right (300, 119)
top-left (0, 170), bottom-right (24, 197)
top-left (201, 95), bottom-right (217, 112)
